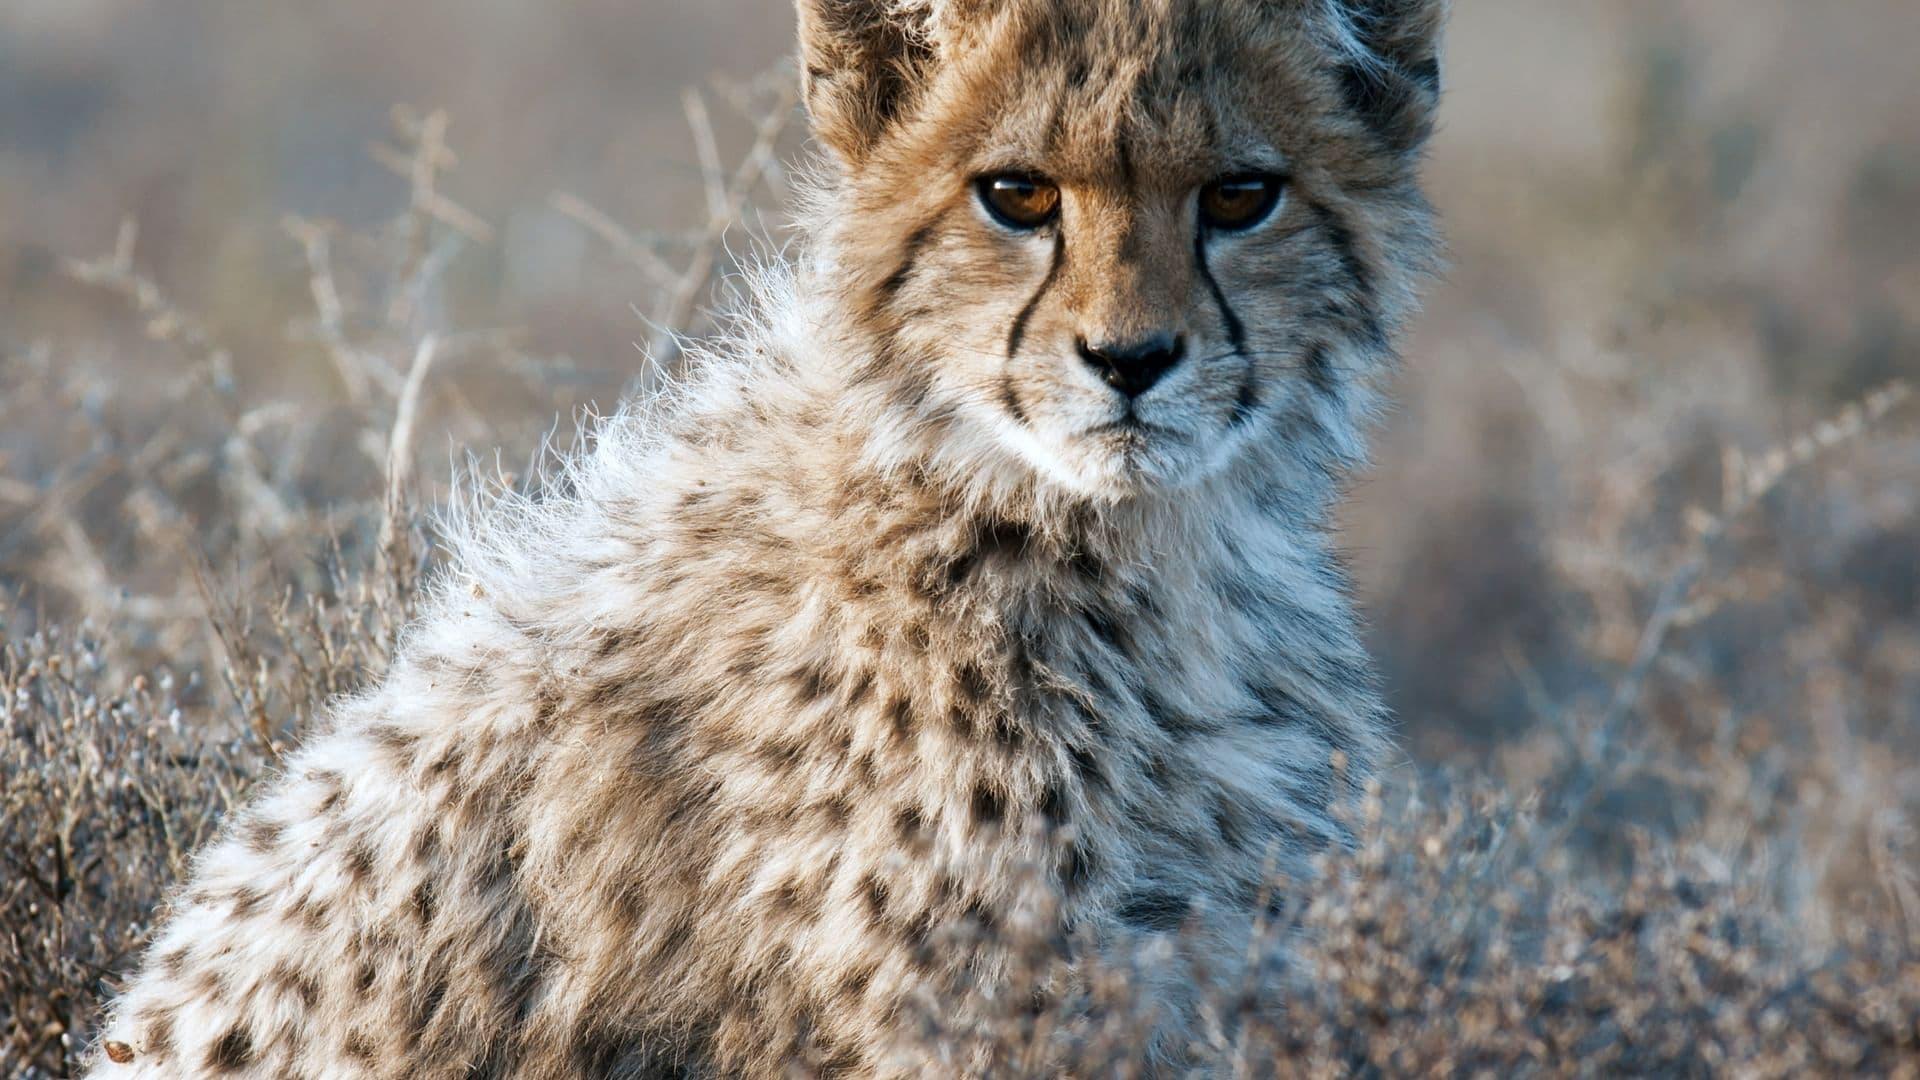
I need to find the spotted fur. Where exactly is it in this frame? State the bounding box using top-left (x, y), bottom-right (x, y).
top-left (88, 0), bottom-right (1443, 1075)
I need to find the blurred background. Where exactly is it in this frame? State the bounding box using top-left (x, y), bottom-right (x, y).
top-left (3, 2), bottom-right (1920, 1069)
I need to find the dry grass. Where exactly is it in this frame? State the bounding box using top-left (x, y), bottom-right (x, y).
top-left (4, 2), bottom-right (1920, 1075)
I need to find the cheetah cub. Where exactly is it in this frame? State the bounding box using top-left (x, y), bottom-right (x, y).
top-left (90, 0), bottom-right (1444, 1074)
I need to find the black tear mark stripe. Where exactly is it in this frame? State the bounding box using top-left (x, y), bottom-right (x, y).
top-left (1006, 230), bottom-right (1067, 360)
top-left (1193, 226), bottom-right (1247, 355)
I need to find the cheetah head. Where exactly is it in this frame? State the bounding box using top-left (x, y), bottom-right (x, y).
top-left (801, 0), bottom-right (1445, 500)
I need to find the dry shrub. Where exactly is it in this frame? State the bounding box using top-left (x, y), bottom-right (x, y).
top-left (899, 781), bottom-right (1919, 1078)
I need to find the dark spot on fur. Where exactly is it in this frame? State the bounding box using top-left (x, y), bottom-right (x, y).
top-left (932, 874), bottom-right (960, 906)
top-left (1230, 374), bottom-right (1261, 426)
top-left (228, 886), bottom-right (265, 919)
top-left (243, 816), bottom-right (283, 854)
top-left (1407, 55), bottom-right (1441, 93)
top-left (1250, 681), bottom-right (1313, 729)
top-left (844, 668), bottom-right (875, 708)
top-left (1144, 754), bottom-right (1171, 789)
top-left (570, 1026), bottom-right (630, 1075)
top-left (410, 880), bottom-right (437, 926)
top-left (159, 946), bottom-right (189, 978)
top-left (533, 686), bottom-right (561, 728)
top-left (579, 675), bottom-right (638, 713)
top-left (756, 737), bottom-right (807, 772)
top-left (885, 696), bottom-right (916, 742)
top-left (839, 963), bottom-right (877, 1000)
top-left (1303, 343), bottom-right (1339, 397)
top-left (987, 709), bottom-right (1022, 747)
top-left (962, 897), bottom-right (1000, 933)
top-left (894, 804), bottom-right (926, 842)
top-left (903, 909), bottom-right (935, 952)
top-left (410, 971), bottom-right (451, 1041)
top-left (474, 842), bottom-right (520, 895)
top-left (194, 968), bottom-right (227, 1004)
top-left (860, 874), bottom-right (891, 923)
top-left (1067, 744), bottom-right (1107, 791)
top-left (141, 1009), bottom-right (175, 1057)
top-left (370, 724), bottom-right (418, 762)
top-left (345, 1032), bottom-right (377, 1062)
top-left (204, 1026), bottom-right (254, 1073)
top-left (999, 373), bottom-right (1030, 427)
top-left (1117, 889), bottom-right (1192, 932)
top-left (773, 878), bottom-right (810, 915)
top-left (1060, 843), bottom-right (1098, 893)
top-left (1084, 608), bottom-right (1128, 655)
top-left (651, 914), bottom-right (697, 968)
top-left (288, 895), bottom-right (326, 930)
top-left (272, 963), bottom-right (321, 1008)
top-left (955, 663), bottom-right (992, 706)
top-left (1214, 798), bottom-right (1250, 852)
top-left (1039, 781), bottom-right (1068, 825)
top-left (1307, 199), bottom-right (1374, 299)
top-left (1141, 687), bottom-right (1203, 735)
top-left (1067, 545), bottom-right (1105, 582)
top-left (809, 1033), bottom-right (865, 1077)
top-left (313, 771), bottom-right (345, 815)
top-left (345, 841), bottom-right (377, 884)
top-left (793, 662), bottom-right (836, 705)
top-left (970, 783), bottom-right (1005, 828)
top-left (974, 518), bottom-right (1036, 566)
top-left (593, 626), bottom-right (642, 660)
top-left (878, 222), bottom-right (936, 302)
top-left (356, 961), bottom-right (377, 993)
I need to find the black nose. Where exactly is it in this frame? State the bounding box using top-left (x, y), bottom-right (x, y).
top-left (1077, 334), bottom-right (1186, 399)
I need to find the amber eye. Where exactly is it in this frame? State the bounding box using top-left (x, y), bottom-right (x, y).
top-left (976, 174), bottom-right (1061, 231)
top-left (1198, 174), bottom-right (1286, 231)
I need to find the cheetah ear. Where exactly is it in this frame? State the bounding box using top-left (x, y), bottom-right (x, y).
top-left (1331, 0), bottom-right (1448, 154)
top-left (795, 1), bottom-right (949, 164)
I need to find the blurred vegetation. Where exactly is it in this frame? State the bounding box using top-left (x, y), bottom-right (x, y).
top-left (3, 0), bottom-right (1918, 1075)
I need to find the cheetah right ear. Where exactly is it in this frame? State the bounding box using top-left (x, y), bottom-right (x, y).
top-left (795, 1), bottom-right (943, 165)
top-left (1331, 0), bottom-right (1448, 154)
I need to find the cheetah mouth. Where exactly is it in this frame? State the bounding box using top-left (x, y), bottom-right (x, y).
top-left (1085, 413), bottom-right (1182, 442)
top-left (1081, 413), bottom-right (1193, 481)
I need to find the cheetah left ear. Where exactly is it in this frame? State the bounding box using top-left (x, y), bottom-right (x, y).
top-left (796, 1), bottom-right (997, 166)
top-left (1331, 0), bottom-right (1448, 154)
